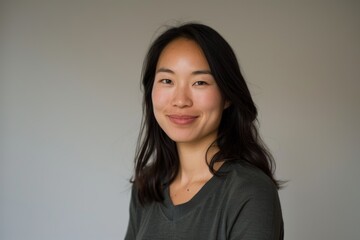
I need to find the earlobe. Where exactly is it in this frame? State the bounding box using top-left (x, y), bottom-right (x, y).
top-left (224, 100), bottom-right (231, 109)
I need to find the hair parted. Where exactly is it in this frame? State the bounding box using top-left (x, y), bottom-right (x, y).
top-left (132, 22), bottom-right (280, 205)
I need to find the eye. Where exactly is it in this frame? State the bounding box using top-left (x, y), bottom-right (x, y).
top-left (193, 81), bottom-right (208, 86)
top-left (160, 79), bottom-right (173, 84)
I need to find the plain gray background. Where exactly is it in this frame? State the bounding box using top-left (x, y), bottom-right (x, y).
top-left (1, 1), bottom-right (359, 239)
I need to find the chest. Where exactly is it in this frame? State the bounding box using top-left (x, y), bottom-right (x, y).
top-left (136, 196), bottom-right (232, 240)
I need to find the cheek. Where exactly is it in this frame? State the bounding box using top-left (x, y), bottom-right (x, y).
top-left (197, 89), bottom-right (225, 111)
top-left (151, 87), bottom-right (169, 111)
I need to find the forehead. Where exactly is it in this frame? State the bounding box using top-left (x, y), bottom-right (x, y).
top-left (156, 38), bottom-right (210, 69)
top-left (162, 37), bottom-right (200, 52)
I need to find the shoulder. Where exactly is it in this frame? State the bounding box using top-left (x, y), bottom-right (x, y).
top-left (219, 162), bottom-right (284, 239)
top-left (220, 161), bottom-right (279, 201)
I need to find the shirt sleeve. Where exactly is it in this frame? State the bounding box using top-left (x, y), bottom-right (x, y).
top-left (124, 186), bottom-right (140, 240)
top-left (228, 180), bottom-right (284, 240)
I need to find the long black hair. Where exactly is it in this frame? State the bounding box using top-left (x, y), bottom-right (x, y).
top-left (133, 22), bottom-right (280, 204)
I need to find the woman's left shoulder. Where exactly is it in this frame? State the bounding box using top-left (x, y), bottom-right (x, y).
top-left (221, 161), bottom-right (279, 198)
top-left (219, 161), bottom-right (284, 240)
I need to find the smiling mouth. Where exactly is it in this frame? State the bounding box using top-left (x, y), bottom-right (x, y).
top-left (167, 115), bottom-right (198, 125)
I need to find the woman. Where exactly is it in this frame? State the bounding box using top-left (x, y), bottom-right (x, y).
top-left (125, 23), bottom-right (283, 240)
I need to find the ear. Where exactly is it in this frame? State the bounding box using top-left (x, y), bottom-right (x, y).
top-left (224, 100), bottom-right (231, 109)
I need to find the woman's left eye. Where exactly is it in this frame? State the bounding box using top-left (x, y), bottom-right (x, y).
top-left (193, 81), bottom-right (208, 86)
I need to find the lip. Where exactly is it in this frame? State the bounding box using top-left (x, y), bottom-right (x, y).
top-left (167, 114), bottom-right (198, 125)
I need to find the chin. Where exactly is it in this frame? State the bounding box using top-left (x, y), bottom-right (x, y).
top-left (166, 133), bottom-right (196, 144)
top-left (169, 136), bottom-right (193, 143)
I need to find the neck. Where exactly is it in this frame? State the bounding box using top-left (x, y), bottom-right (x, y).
top-left (175, 139), bottom-right (220, 184)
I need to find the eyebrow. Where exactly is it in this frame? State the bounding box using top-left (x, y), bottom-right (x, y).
top-left (156, 68), bottom-right (212, 75)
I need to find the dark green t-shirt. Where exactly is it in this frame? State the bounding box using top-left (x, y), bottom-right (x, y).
top-left (125, 162), bottom-right (283, 240)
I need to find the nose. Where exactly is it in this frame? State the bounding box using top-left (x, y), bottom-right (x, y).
top-left (171, 86), bottom-right (192, 108)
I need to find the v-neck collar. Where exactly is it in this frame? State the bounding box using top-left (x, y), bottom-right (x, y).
top-left (160, 162), bottom-right (230, 221)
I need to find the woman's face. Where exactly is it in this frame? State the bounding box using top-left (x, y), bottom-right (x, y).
top-left (152, 38), bottom-right (228, 146)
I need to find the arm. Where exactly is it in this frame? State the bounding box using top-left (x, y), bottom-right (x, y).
top-left (124, 186), bottom-right (140, 240)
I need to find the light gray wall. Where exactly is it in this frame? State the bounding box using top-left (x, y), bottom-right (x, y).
top-left (1, 1), bottom-right (359, 239)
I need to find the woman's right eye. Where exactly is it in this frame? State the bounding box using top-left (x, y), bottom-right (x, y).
top-left (160, 79), bottom-right (172, 84)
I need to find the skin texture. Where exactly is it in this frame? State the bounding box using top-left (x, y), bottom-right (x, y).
top-left (152, 38), bottom-right (228, 148)
top-left (151, 38), bottom-right (229, 204)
